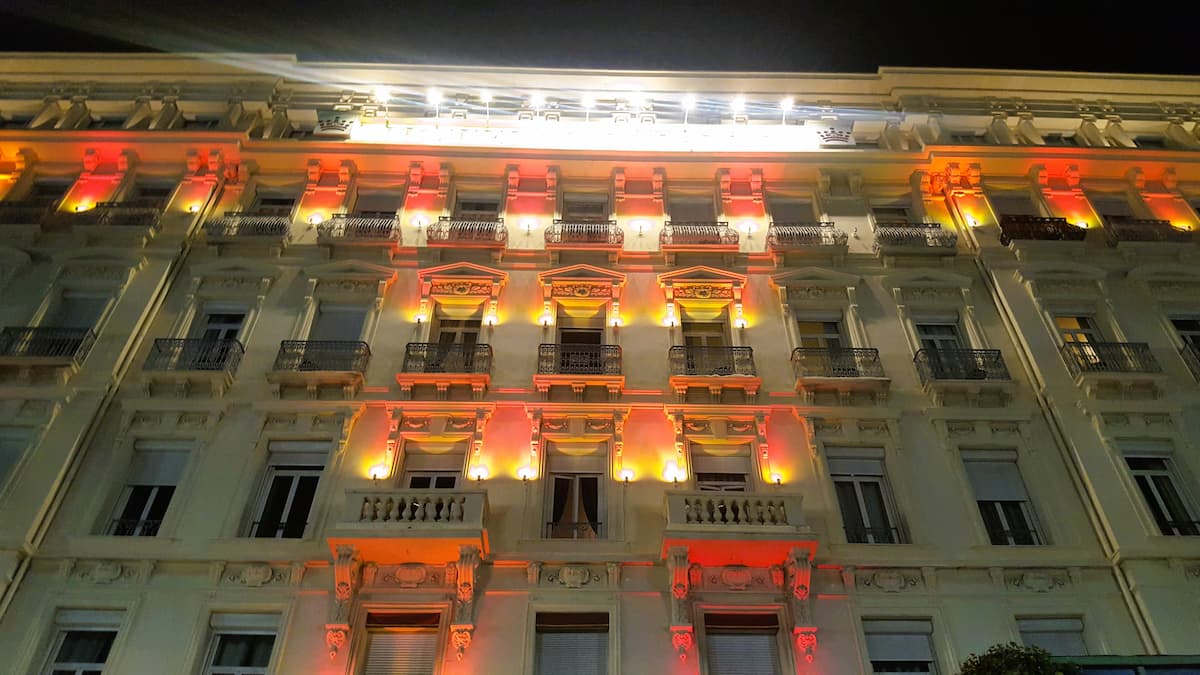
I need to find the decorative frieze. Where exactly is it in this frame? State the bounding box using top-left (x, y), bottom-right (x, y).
top-left (63, 559), bottom-right (155, 585)
top-left (856, 568), bottom-right (922, 593)
top-left (213, 561), bottom-right (305, 588)
top-left (1005, 569), bottom-right (1069, 592)
top-left (362, 563), bottom-right (448, 589)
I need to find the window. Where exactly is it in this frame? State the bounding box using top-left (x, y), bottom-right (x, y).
top-left (535, 612), bottom-right (608, 675)
top-left (682, 319), bottom-right (729, 348)
top-left (307, 304), bottom-right (367, 342)
top-left (353, 191), bottom-right (402, 216)
top-left (1170, 318), bottom-right (1200, 350)
top-left (28, 180), bottom-right (72, 206)
top-left (43, 609), bottom-right (123, 675)
top-left (455, 196), bottom-right (500, 219)
top-left (871, 204), bottom-right (914, 222)
top-left (545, 446), bottom-right (605, 539)
top-left (1042, 133), bottom-right (1077, 147)
top-left (703, 613), bottom-right (783, 675)
top-left (562, 193), bottom-right (609, 221)
top-left (248, 441), bottom-right (328, 538)
top-left (915, 322), bottom-right (964, 351)
top-left (693, 450), bottom-right (751, 492)
top-left (1018, 618), bottom-right (1087, 657)
top-left (768, 197), bottom-right (816, 222)
top-left (0, 427), bottom-right (31, 486)
top-left (947, 131), bottom-right (986, 145)
top-left (251, 195), bottom-right (295, 217)
top-left (557, 309), bottom-right (604, 347)
top-left (1124, 455), bottom-right (1198, 536)
top-left (828, 454), bottom-right (901, 544)
top-left (796, 317), bottom-right (844, 349)
top-left (1055, 315), bottom-right (1103, 344)
top-left (669, 196), bottom-right (716, 221)
top-left (1133, 135), bottom-right (1167, 149)
top-left (435, 311), bottom-right (481, 348)
top-left (108, 440), bottom-right (190, 536)
top-left (47, 292), bottom-right (110, 330)
top-left (195, 305), bottom-right (246, 342)
top-left (362, 612), bottom-right (440, 675)
top-left (401, 443), bottom-right (463, 489)
top-left (1089, 193), bottom-right (1134, 219)
top-left (863, 619), bottom-right (937, 674)
top-left (987, 190), bottom-right (1040, 217)
top-left (204, 613), bottom-right (278, 675)
top-left (962, 451), bottom-right (1042, 545)
top-left (130, 183), bottom-right (173, 206)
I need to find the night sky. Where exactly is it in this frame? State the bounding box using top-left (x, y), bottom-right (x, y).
top-left (2, 0), bottom-right (1198, 75)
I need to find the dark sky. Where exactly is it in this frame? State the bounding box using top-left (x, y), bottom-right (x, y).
top-left (2, 1), bottom-right (1198, 75)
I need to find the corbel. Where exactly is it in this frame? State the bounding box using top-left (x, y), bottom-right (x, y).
top-left (326, 545), bottom-right (362, 659)
top-left (612, 168), bottom-right (626, 202)
top-left (651, 168), bottom-right (665, 203)
top-left (786, 548), bottom-right (817, 662)
top-left (666, 546), bottom-right (693, 661)
top-left (450, 545), bottom-right (482, 660)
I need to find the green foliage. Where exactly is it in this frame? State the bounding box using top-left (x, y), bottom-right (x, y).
top-left (959, 643), bottom-right (1081, 675)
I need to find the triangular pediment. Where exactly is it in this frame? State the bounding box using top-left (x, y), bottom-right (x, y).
top-left (191, 259), bottom-right (281, 280)
top-left (539, 264), bottom-right (626, 287)
top-left (770, 266), bottom-right (859, 289)
top-left (657, 265), bottom-right (746, 287)
top-left (1018, 261), bottom-right (1106, 283)
top-left (417, 262), bottom-right (508, 285)
top-left (884, 268), bottom-right (972, 290)
top-left (305, 259), bottom-right (396, 282)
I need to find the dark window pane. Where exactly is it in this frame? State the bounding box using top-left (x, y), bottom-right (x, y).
top-left (254, 476), bottom-right (295, 538)
top-left (213, 633), bottom-right (275, 667)
top-left (281, 475), bottom-right (320, 538)
top-left (834, 480), bottom-right (867, 542)
top-left (56, 630), bottom-right (116, 663)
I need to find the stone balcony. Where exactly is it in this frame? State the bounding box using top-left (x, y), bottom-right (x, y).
top-left (913, 348), bottom-right (1013, 406)
top-left (142, 337), bottom-right (244, 397)
top-left (1060, 341), bottom-right (1166, 399)
top-left (661, 491), bottom-right (815, 566)
top-left (328, 488), bottom-right (489, 564)
top-left (266, 340), bottom-right (371, 397)
top-left (790, 347), bottom-right (889, 405)
top-left (316, 213), bottom-right (402, 246)
top-left (667, 345), bottom-right (761, 401)
top-left (396, 342), bottom-right (492, 400)
top-left (533, 343), bottom-right (624, 400)
top-left (426, 217), bottom-right (507, 248)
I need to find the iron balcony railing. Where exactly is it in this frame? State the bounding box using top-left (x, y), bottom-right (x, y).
top-left (400, 343), bottom-right (493, 374)
top-left (998, 215), bottom-right (1086, 245)
top-left (766, 222), bottom-right (847, 250)
top-left (660, 221), bottom-right (738, 247)
top-left (426, 216), bottom-right (507, 246)
top-left (914, 348), bottom-right (1010, 383)
top-left (0, 201), bottom-right (54, 225)
top-left (1060, 341), bottom-right (1161, 376)
top-left (1104, 217), bottom-right (1193, 245)
top-left (669, 346), bottom-right (757, 377)
top-left (544, 220), bottom-right (623, 246)
top-left (545, 521), bottom-right (604, 540)
top-left (1182, 343), bottom-right (1200, 381)
top-left (204, 211), bottom-right (291, 239)
top-left (64, 200), bottom-right (165, 230)
top-left (0, 326), bottom-right (96, 365)
top-left (144, 338), bottom-right (244, 374)
top-left (873, 221), bottom-right (958, 251)
top-left (316, 214), bottom-right (402, 241)
top-left (272, 340), bottom-right (371, 373)
top-left (791, 347), bottom-right (884, 378)
top-left (537, 344), bottom-right (622, 375)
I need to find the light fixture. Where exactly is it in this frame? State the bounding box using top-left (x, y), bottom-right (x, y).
top-left (368, 463), bottom-right (389, 481)
top-left (731, 95), bottom-right (746, 113)
top-left (1076, 221), bottom-right (1088, 229)
top-left (628, 92), bottom-right (646, 110)
top-left (374, 85), bottom-right (391, 102)
top-left (484, 313), bottom-right (498, 327)
top-left (414, 313), bottom-right (426, 324)
top-left (780, 96), bottom-right (794, 111)
top-left (520, 218), bottom-right (538, 233)
top-left (663, 461), bottom-right (685, 484)
top-left (426, 88), bottom-right (443, 105)
top-left (539, 313), bottom-right (553, 328)
top-left (620, 468), bottom-right (634, 483)
top-left (966, 215), bottom-right (979, 228)
top-left (469, 466), bottom-right (489, 482)
top-left (770, 472), bottom-right (783, 485)
top-left (610, 316), bottom-right (623, 328)
top-left (631, 218), bottom-right (650, 236)
top-left (518, 466), bottom-right (535, 481)
top-left (74, 203), bottom-right (91, 212)
top-left (738, 219), bottom-right (757, 234)
top-left (307, 213), bottom-right (324, 226)
top-left (479, 89), bottom-right (493, 104)
top-left (734, 317), bottom-right (748, 329)
top-left (530, 92), bottom-right (546, 109)
top-left (187, 203), bottom-right (201, 213)
top-left (410, 214), bottom-right (429, 228)
top-left (682, 94), bottom-right (697, 110)
top-left (582, 93), bottom-right (597, 109)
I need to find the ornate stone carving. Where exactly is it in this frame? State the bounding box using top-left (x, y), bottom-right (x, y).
top-left (795, 628), bottom-right (818, 663)
top-left (527, 562), bottom-right (542, 585)
top-left (667, 546), bottom-right (691, 626)
top-left (402, 416), bottom-right (430, 431)
top-left (946, 421), bottom-right (975, 437)
top-left (671, 627), bottom-right (694, 661)
top-left (811, 418), bottom-right (842, 435)
top-left (785, 548), bottom-right (813, 625)
top-left (1006, 570), bottom-right (1067, 592)
top-left (232, 564), bottom-right (276, 587)
top-left (857, 569), bottom-right (920, 592)
top-left (385, 564), bottom-right (430, 588)
top-left (84, 561), bottom-right (124, 584)
top-left (552, 565), bottom-right (598, 588)
top-left (684, 420), bottom-right (710, 434)
top-left (673, 284), bottom-right (734, 300)
top-left (903, 286), bottom-right (961, 304)
top-left (264, 414), bottom-right (295, 429)
top-left (324, 627), bottom-right (347, 659)
top-left (331, 546), bottom-right (361, 624)
top-left (551, 282), bottom-right (612, 299)
top-left (316, 279), bottom-right (377, 296)
top-left (607, 562), bottom-right (621, 587)
top-left (450, 626), bottom-right (473, 661)
top-left (430, 281), bottom-right (493, 297)
top-left (453, 545), bottom-right (481, 623)
top-left (1034, 280), bottom-right (1098, 299)
top-left (720, 566), bottom-right (754, 591)
top-left (60, 263), bottom-right (130, 283)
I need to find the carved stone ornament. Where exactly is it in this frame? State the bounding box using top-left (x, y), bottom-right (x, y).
top-left (552, 565), bottom-right (598, 588)
top-left (551, 282), bottom-right (612, 299)
top-left (430, 281), bottom-right (493, 297)
top-left (316, 278), bottom-right (377, 296)
top-left (527, 562), bottom-right (542, 585)
top-left (325, 627), bottom-right (347, 659)
top-left (795, 628), bottom-right (818, 663)
top-left (671, 627), bottom-right (694, 661)
top-left (902, 286), bottom-right (961, 305)
top-left (451, 626), bottom-right (473, 660)
top-left (1006, 570), bottom-right (1067, 592)
top-left (232, 564), bottom-right (275, 587)
top-left (1034, 279), bottom-right (1099, 300)
top-left (453, 546), bottom-right (481, 625)
top-left (85, 561), bottom-right (124, 584)
top-left (719, 566), bottom-right (754, 591)
top-left (673, 284), bottom-right (734, 300)
top-left (858, 569), bottom-right (920, 592)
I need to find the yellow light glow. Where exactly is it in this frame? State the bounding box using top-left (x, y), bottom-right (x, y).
top-left (682, 94), bottom-right (697, 110)
top-left (663, 461), bottom-right (686, 483)
top-left (307, 213), bottom-right (324, 225)
top-left (731, 95), bottom-right (745, 112)
top-left (520, 218), bottom-right (538, 232)
top-left (426, 88), bottom-right (443, 105)
top-left (539, 313), bottom-right (553, 327)
top-left (410, 214), bottom-right (429, 228)
top-left (619, 468), bottom-right (635, 482)
top-left (479, 89), bottom-right (493, 104)
top-left (631, 219), bottom-right (651, 235)
top-left (734, 318), bottom-right (748, 329)
top-left (738, 219), bottom-right (757, 234)
top-left (374, 85), bottom-right (391, 102)
top-left (74, 202), bottom-right (92, 212)
top-left (966, 215), bottom-right (979, 227)
top-left (469, 466), bottom-right (489, 481)
top-left (610, 316), bottom-right (623, 328)
top-left (368, 463), bottom-right (389, 480)
top-left (413, 313), bottom-right (427, 324)
top-left (780, 96), bottom-right (794, 111)
top-left (1075, 222), bottom-right (1089, 229)
top-left (517, 466), bottom-right (536, 481)
top-left (770, 472), bottom-right (783, 485)
top-left (188, 203), bottom-right (201, 214)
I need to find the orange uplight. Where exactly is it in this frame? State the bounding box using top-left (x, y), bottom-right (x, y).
top-left (469, 466), bottom-right (490, 481)
top-left (517, 466), bottom-right (536, 481)
top-left (966, 215), bottom-right (980, 227)
top-left (368, 463), bottom-right (389, 480)
top-left (631, 218), bottom-right (651, 236)
top-left (770, 472), bottom-right (783, 485)
top-left (737, 219), bottom-right (757, 234)
top-left (610, 316), bottom-right (623, 328)
top-left (307, 212), bottom-right (325, 225)
top-left (410, 214), bottom-right (430, 228)
top-left (539, 313), bottom-right (553, 327)
top-left (188, 203), bottom-right (202, 213)
top-left (663, 461), bottom-right (686, 483)
top-left (483, 313), bottom-right (498, 327)
top-left (619, 468), bottom-right (634, 483)
top-left (74, 202), bottom-right (92, 212)
top-left (413, 313), bottom-right (427, 324)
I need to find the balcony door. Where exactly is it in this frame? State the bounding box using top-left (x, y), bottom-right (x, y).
top-left (309, 305), bottom-right (367, 342)
top-left (562, 194), bottom-right (610, 223)
top-left (682, 318), bottom-right (732, 375)
top-left (190, 304), bottom-right (246, 370)
top-left (556, 310), bottom-right (605, 374)
top-left (425, 311), bottom-right (481, 373)
top-left (544, 447), bottom-right (606, 540)
top-left (1055, 315), bottom-right (1108, 368)
top-left (49, 292), bottom-right (110, 331)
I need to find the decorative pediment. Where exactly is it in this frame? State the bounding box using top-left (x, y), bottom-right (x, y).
top-left (770, 267), bottom-right (859, 308)
top-left (1129, 263), bottom-right (1200, 303)
top-left (885, 268), bottom-right (972, 307)
top-left (1017, 262), bottom-right (1106, 301)
top-left (417, 262), bottom-right (508, 298)
top-left (539, 264), bottom-right (625, 303)
top-left (305, 260), bottom-right (396, 302)
top-left (54, 249), bottom-right (146, 289)
top-left (189, 259), bottom-right (280, 299)
top-left (658, 266), bottom-right (746, 300)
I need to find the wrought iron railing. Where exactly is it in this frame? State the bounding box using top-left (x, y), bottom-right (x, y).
top-left (544, 220), bottom-right (623, 246)
top-left (766, 222), bottom-right (846, 250)
top-left (1060, 341), bottom-right (1161, 376)
top-left (0, 326), bottom-right (96, 364)
top-left (272, 340), bottom-right (370, 373)
top-left (537, 344), bottom-right (622, 375)
top-left (998, 215), bottom-right (1086, 245)
top-left (0, 201), bottom-right (54, 225)
top-left (669, 346), bottom-right (756, 376)
top-left (204, 211), bottom-right (291, 238)
top-left (873, 221), bottom-right (958, 251)
top-left (844, 526), bottom-right (902, 544)
top-left (791, 347), bottom-right (884, 378)
top-left (426, 217), bottom-right (507, 246)
top-left (317, 214), bottom-right (401, 241)
top-left (1182, 343), bottom-right (1200, 381)
top-left (64, 200), bottom-right (164, 230)
top-left (1104, 217), bottom-right (1193, 245)
top-left (544, 521), bottom-right (605, 539)
top-left (914, 348), bottom-right (1010, 382)
top-left (143, 338), bottom-right (244, 374)
top-left (400, 343), bottom-right (493, 374)
top-left (660, 221), bottom-right (738, 247)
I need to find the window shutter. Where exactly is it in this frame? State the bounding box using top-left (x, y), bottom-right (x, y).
top-left (962, 455), bottom-right (1029, 502)
top-left (546, 446), bottom-right (606, 473)
top-left (863, 620), bottom-right (934, 663)
top-left (1018, 618), bottom-right (1087, 656)
top-left (404, 452), bottom-right (465, 472)
top-left (267, 440), bottom-right (331, 466)
top-left (692, 454), bottom-right (751, 474)
top-left (535, 632), bottom-right (608, 675)
top-left (828, 457), bottom-right (885, 476)
top-left (55, 609), bottom-right (125, 628)
top-left (128, 442), bottom-right (190, 485)
top-left (706, 632), bottom-right (782, 674)
top-left (308, 305), bottom-right (368, 342)
top-left (209, 613), bottom-right (279, 631)
top-left (363, 631), bottom-right (438, 675)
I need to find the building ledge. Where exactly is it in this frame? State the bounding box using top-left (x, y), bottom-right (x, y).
top-left (669, 374), bottom-right (761, 401)
top-left (395, 372), bottom-right (490, 400)
top-left (328, 488), bottom-right (489, 564)
top-left (532, 374), bottom-right (624, 401)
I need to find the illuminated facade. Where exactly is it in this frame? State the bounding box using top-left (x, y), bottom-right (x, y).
top-left (0, 53), bottom-right (1199, 674)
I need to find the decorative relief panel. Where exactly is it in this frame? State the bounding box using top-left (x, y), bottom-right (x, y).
top-left (672, 284), bottom-right (735, 300)
top-left (362, 563), bottom-right (449, 589)
top-left (1030, 279), bottom-right (1102, 300)
top-left (856, 569), bottom-right (922, 593)
top-left (807, 416), bottom-right (896, 444)
top-left (689, 565), bottom-right (781, 593)
top-left (430, 281), bottom-right (494, 297)
top-left (211, 561), bottom-right (305, 587)
top-left (62, 559), bottom-right (155, 585)
top-left (550, 283), bottom-right (612, 299)
top-left (1005, 569), bottom-right (1069, 592)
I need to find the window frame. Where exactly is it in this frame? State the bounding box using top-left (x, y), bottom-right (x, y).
top-left (350, 604), bottom-right (451, 675)
top-left (1016, 617), bottom-right (1088, 657)
top-left (525, 604), bottom-right (619, 675)
top-left (244, 440), bottom-right (333, 540)
top-left (105, 439), bottom-right (191, 537)
top-left (826, 450), bottom-right (905, 545)
top-left (695, 605), bottom-right (793, 675)
top-left (201, 613), bottom-right (281, 675)
top-left (1123, 452), bottom-right (1200, 536)
top-left (38, 608), bottom-right (127, 675)
top-left (861, 617), bottom-right (940, 675)
top-left (960, 450), bottom-right (1045, 546)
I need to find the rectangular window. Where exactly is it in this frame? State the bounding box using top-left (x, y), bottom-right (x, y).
top-left (353, 191), bottom-right (403, 216)
top-left (454, 196), bottom-right (501, 218)
top-left (796, 317), bottom-right (844, 350)
top-left (130, 183), bottom-right (174, 206)
top-left (768, 197), bottom-right (816, 223)
top-left (692, 451), bottom-right (751, 492)
top-left (48, 292), bottom-right (111, 330)
top-left (204, 613), bottom-right (278, 675)
top-left (0, 427), bottom-right (31, 486)
top-left (252, 195), bottom-right (295, 217)
top-left (915, 322), bottom-right (963, 351)
top-left (1088, 193), bottom-right (1134, 219)
top-left (362, 612), bottom-right (440, 675)
top-left (1125, 455), bottom-right (1198, 536)
top-left (863, 619), bottom-right (937, 674)
top-left (43, 609), bottom-right (123, 675)
top-left (249, 441), bottom-right (328, 539)
top-left (402, 445), bottom-right (463, 489)
top-left (1055, 315), bottom-right (1103, 344)
top-left (682, 317), bottom-right (730, 348)
top-left (871, 204), bottom-right (914, 222)
top-left (703, 613), bottom-right (783, 675)
top-left (828, 454), bottom-right (901, 544)
top-left (28, 179), bottom-right (72, 206)
top-left (987, 190), bottom-right (1040, 217)
top-left (962, 451), bottom-right (1042, 545)
top-left (195, 305), bottom-right (247, 342)
top-left (562, 193), bottom-right (610, 221)
top-left (307, 304), bottom-right (368, 342)
top-left (1018, 618), bottom-right (1087, 657)
top-left (669, 196), bottom-right (716, 222)
top-left (1041, 133), bottom-right (1077, 147)
top-left (434, 310), bottom-right (482, 348)
top-left (1170, 318), bottom-right (1200, 349)
top-left (108, 440), bottom-right (190, 536)
top-left (535, 612), bottom-right (608, 675)
top-left (557, 309), bottom-right (605, 347)
top-left (545, 447), bottom-right (605, 540)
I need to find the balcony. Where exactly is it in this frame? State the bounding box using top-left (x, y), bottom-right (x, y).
top-left (328, 488), bottom-right (489, 564)
top-left (204, 212), bottom-right (291, 251)
top-left (426, 217), bottom-right (507, 248)
top-left (873, 222), bottom-right (957, 257)
top-left (266, 340), bottom-right (371, 396)
top-left (766, 222), bottom-right (847, 261)
top-left (54, 201), bottom-right (164, 243)
top-left (1060, 341), bottom-right (1166, 399)
top-left (998, 215), bottom-right (1086, 245)
top-left (142, 338), bottom-right (244, 397)
top-left (544, 220), bottom-right (623, 261)
top-left (316, 214), bottom-right (402, 245)
top-left (661, 491), bottom-right (815, 566)
top-left (660, 221), bottom-right (738, 263)
top-left (533, 343), bottom-right (624, 400)
top-left (396, 343), bottom-right (493, 400)
top-left (667, 345), bottom-right (761, 401)
top-left (0, 326), bottom-right (96, 370)
top-left (1104, 217), bottom-right (1193, 246)
top-left (913, 348), bottom-right (1013, 406)
top-left (790, 347), bottom-right (889, 405)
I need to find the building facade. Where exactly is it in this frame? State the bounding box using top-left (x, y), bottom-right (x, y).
top-left (0, 53), bottom-right (1198, 674)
